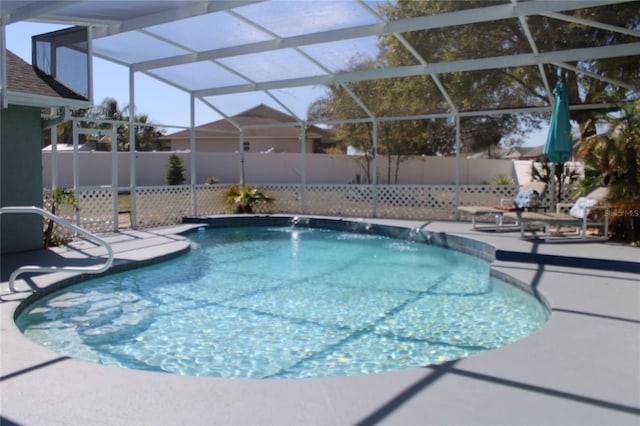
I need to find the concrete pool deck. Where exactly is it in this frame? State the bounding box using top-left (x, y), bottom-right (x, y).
top-left (1, 218), bottom-right (639, 425)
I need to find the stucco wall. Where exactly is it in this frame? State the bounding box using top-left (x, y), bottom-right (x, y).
top-left (1, 105), bottom-right (44, 254)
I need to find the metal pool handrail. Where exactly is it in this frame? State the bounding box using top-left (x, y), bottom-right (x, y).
top-left (0, 206), bottom-right (114, 293)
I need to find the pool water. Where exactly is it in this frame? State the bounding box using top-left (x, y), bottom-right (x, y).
top-left (17, 226), bottom-right (548, 379)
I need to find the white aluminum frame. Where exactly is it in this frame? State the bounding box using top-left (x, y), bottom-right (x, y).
top-left (2, 0), bottom-right (637, 226)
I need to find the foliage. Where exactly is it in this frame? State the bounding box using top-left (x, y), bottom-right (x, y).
top-left (378, 0), bottom-right (639, 138)
top-left (205, 176), bottom-right (219, 184)
top-left (165, 154), bottom-right (186, 185)
top-left (308, 1), bottom-right (639, 164)
top-left (89, 98), bottom-right (166, 151)
top-left (43, 188), bottom-right (78, 248)
top-left (224, 184), bottom-right (274, 214)
top-left (323, 146), bottom-right (344, 155)
top-left (492, 174), bottom-right (514, 185)
top-left (42, 98), bottom-right (166, 151)
top-left (576, 100), bottom-right (640, 241)
top-left (530, 161), bottom-right (580, 205)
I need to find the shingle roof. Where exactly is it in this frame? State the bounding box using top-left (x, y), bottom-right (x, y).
top-left (5, 49), bottom-right (87, 102)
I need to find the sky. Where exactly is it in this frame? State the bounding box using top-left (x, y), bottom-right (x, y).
top-left (5, 21), bottom-right (548, 146)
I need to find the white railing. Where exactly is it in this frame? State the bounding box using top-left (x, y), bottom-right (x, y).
top-left (0, 206), bottom-right (114, 293)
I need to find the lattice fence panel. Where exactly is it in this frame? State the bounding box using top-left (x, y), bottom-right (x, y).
top-left (252, 184), bottom-right (302, 214)
top-left (56, 183), bottom-right (580, 230)
top-left (136, 186), bottom-right (192, 228)
top-left (77, 187), bottom-right (115, 233)
top-left (545, 185), bottom-right (575, 209)
top-left (457, 185), bottom-right (516, 207)
top-left (302, 184), bottom-right (373, 217)
top-left (42, 189), bottom-right (74, 243)
top-left (375, 185), bottom-right (453, 220)
top-left (42, 187), bottom-right (114, 242)
top-left (195, 184), bottom-right (227, 215)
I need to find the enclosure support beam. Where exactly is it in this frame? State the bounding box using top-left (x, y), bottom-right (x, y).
top-left (51, 110), bottom-right (58, 190)
top-left (239, 131), bottom-right (245, 186)
top-left (455, 114), bottom-right (461, 220)
top-left (372, 120), bottom-right (378, 218)
top-left (198, 97), bottom-right (245, 187)
top-left (87, 26), bottom-right (94, 105)
top-left (190, 94), bottom-right (197, 215)
top-left (0, 23), bottom-right (6, 109)
top-left (72, 119), bottom-right (80, 225)
top-left (300, 123), bottom-right (307, 214)
top-left (111, 124), bottom-right (119, 232)
top-left (339, 83), bottom-right (379, 217)
top-left (129, 67), bottom-right (137, 229)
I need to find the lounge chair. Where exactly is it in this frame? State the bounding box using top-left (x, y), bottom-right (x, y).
top-left (457, 182), bottom-right (546, 231)
top-left (504, 186), bottom-right (610, 242)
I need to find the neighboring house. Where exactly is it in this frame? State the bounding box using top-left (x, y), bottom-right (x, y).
top-left (515, 144), bottom-right (545, 159)
top-left (466, 145), bottom-right (542, 160)
top-left (1, 49), bottom-right (89, 254)
top-left (165, 104), bottom-right (336, 153)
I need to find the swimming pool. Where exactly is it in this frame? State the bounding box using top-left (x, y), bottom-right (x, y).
top-left (16, 220), bottom-right (548, 379)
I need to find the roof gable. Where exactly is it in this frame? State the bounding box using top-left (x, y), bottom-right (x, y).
top-left (167, 104), bottom-right (334, 140)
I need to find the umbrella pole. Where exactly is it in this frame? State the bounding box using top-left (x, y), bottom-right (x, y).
top-left (550, 163), bottom-right (556, 211)
top-left (557, 163), bottom-right (562, 206)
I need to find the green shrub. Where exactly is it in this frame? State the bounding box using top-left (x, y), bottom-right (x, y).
top-left (44, 188), bottom-right (78, 247)
top-left (166, 154), bottom-right (186, 185)
top-left (224, 184), bottom-right (274, 213)
top-left (492, 174), bottom-right (514, 185)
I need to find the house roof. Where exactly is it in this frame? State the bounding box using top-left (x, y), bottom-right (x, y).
top-left (4, 49), bottom-right (89, 109)
top-left (166, 104), bottom-right (335, 141)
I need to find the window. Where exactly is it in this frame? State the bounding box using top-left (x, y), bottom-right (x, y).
top-left (32, 27), bottom-right (90, 100)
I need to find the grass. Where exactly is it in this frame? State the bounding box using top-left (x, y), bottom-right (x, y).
top-left (118, 193), bottom-right (131, 212)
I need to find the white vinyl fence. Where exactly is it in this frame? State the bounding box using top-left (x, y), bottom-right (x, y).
top-left (43, 151), bottom-right (516, 187)
top-left (43, 151), bottom-right (575, 233)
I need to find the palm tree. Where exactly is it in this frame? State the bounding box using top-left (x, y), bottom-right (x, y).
top-left (86, 98), bottom-right (164, 151)
top-left (134, 114), bottom-right (165, 151)
top-left (576, 100), bottom-right (639, 242)
top-left (225, 184), bottom-right (274, 214)
top-left (87, 97), bottom-right (129, 150)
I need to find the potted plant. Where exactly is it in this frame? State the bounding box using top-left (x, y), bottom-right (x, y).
top-left (225, 184), bottom-right (274, 213)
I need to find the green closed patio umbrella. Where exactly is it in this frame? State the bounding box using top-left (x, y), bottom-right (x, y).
top-left (543, 82), bottom-right (572, 206)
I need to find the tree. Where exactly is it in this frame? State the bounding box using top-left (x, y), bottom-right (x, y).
top-left (307, 59), bottom-right (455, 183)
top-left (309, 1), bottom-right (639, 166)
top-left (166, 154), bottom-right (186, 185)
top-left (87, 97), bottom-right (129, 150)
top-left (41, 98), bottom-right (166, 151)
top-left (41, 107), bottom-right (89, 147)
top-left (576, 100), bottom-right (640, 241)
top-left (377, 1), bottom-right (639, 139)
top-left (134, 113), bottom-right (165, 151)
top-left (89, 98), bottom-right (165, 151)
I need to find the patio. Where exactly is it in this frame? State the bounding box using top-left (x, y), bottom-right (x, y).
top-left (1, 218), bottom-right (638, 425)
top-left (1, 2), bottom-right (638, 424)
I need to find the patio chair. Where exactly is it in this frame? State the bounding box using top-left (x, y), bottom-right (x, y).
top-left (504, 186), bottom-right (610, 242)
top-left (457, 181), bottom-right (546, 231)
